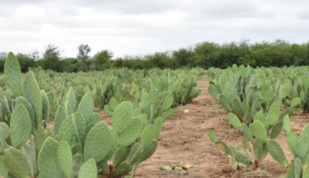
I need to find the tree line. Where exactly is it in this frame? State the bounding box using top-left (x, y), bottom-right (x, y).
top-left (1, 40), bottom-right (309, 73)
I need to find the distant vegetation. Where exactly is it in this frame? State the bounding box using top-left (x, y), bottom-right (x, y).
top-left (1, 39), bottom-right (309, 72)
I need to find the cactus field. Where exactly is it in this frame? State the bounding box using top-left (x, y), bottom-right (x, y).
top-left (1, 53), bottom-right (309, 178)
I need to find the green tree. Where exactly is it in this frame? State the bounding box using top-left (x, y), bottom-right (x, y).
top-left (43, 44), bottom-right (61, 71)
top-left (173, 48), bottom-right (194, 67)
top-left (77, 44), bottom-right (91, 69)
top-left (145, 52), bottom-right (175, 69)
top-left (15, 53), bottom-right (36, 72)
top-left (290, 44), bottom-right (307, 66)
top-left (91, 50), bottom-right (113, 70)
top-left (62, 58), bottom-right (86, 72)
top-left (193, 42), bottom-right (220, 68)
top-left (0, 52), bottom-right (7, 73)
top-left (113, 58), bottom-right (123, 68)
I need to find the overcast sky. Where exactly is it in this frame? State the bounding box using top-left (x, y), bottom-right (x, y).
top-left (0, 0), bottom-right (308, 58)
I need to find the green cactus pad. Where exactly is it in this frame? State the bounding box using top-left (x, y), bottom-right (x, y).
top-left (261, 90), bottom-right (274, 103)
top-left (303, 165), bottom-right (309, 178)
top-left (109, 97), bottom-right (119, 111)
top-left (241, 124), bottom-right (254, 141)
top-left (66, 87), bottom-right (77, 115)
top-left (78, 159), bottom-right (97, 178)
top-left (268, 101), bottom-right (281, 111)
top-left (83, 122), bottom-right (113, 163)
top-left (112, 101), bottom-right (133, 134)
top-left (189, 88), bottom-right (201, 99)
top-left (266, 108), bottom-right (280, 126)
top-left (116, 161), bottom-right (130, 175)
top-left (208, 84), bottom-right (219, 100)
top-left (56, 116), bottom-right (77, 148)
top-left (113, 147), bottom-right (128, 166)
top-left (141, 125), bottom-right (156, 149)
top-left (103, 105), bottom-right (113, 117)
top-left (23, 72), bottom-right (43, 124)
top-left (293, 157), bottom-right (302, 178)
top-left (139, 141), bottom-right (157, 162)
top-left (102, 128), bottom-right (118, 162)
top-left (154, 117), bottom-right (163, 140)
top-left (267, 140), bottom-right (288, 167)
top-left (128, 142), bottom-right (141, 164)
top-left (4, 52), bottom-right (23, 96)
top-left (21, 136), bottom-right (36, 176)
top-left (72, 113), bottom-right (86, 144)
top-left (219, 95), bottom-right (231, 111)
top-left (89, 113), bottom-right (100, 125)
top-left (57, 141), bottom-right (73, 178)
top-left (279, 84), bottom-right (290, 99)
top-left (162, 95), bottom-right (174, 110)
top-left (38, 137), bottom-right (65, 178)
top-left (117, 118), bottom-right (142, 147)
top-left (3, 147), bottom-right (31, 178)
top-left (287, 132), bottom-right (299, 157)
top-left (208, 130), bottom-right (216, 142)
top-left (253, 140), bottom-right (267, 162)
top-left (41, 90), bottom-right (51, 122)
top-left (139, 114), bottom-right (148, 131)
top-left (298, 134), bottom-right (309, 161)
top-left (283, 115), bottom-right (291, 133)
top-left (35, 121), bottom-right (53, 152)
top-left (232, 99), bottom-right (244, 120)
top-left (249, 120), bottom-right (268, 143)
top-left (228, 113), bottom-right (242, 129)
top-left (254, 111), bottom-right (266, 125)
top-left (234, 152), bottom-right (252, 166)
top-left (54, 106), bottom-right (66, 135)
top-left (0, 123), bottom-right (9, 140)
top-left (270, 121), bottom-right (283, 139)
top-left (0, 156), bottom-right (7, 178)
top-left (10, 104), bottom-right (32, 148)
top-left (164, 109), bottom-right (175, 120)
top-left (147, 91), bottom-right (158, 104)
top-left (72, 153), bottom-right (83, 176)
top-left (15, 96), bottom-right (36, 133)
top-left (291, 97), bottom-right (301, 108)
top-left (286, 162), bottom-right (295, 178)
top-left (77, 92), bottom-right (94, 124)
top-left (133, 108), bottom-right (142, 117)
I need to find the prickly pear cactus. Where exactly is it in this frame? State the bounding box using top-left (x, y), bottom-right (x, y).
top-left (4, 52), bottom-right (23, 97)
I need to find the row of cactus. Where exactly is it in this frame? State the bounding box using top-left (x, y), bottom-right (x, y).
top-left (209, 101), bottom-right (285, 169)
top-left (208, 65), bottom-right (301, 126)
top-left (269, 116), bottom-right (309, 178)
top-left (208, 64), bottom-right (309, 177)
top-left (208, 64), bottom-right (309, 113)
top-left (17, 66), bottom-right (202, 119)
top-left (0, 52), bottom-right (178, 177)
top-left (209, 113), bottom-right (309, 177)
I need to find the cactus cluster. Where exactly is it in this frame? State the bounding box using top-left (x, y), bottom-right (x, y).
top-left (267, 116), bottom-right (309, 177)
top-left (208, 65), bottom-right (309, 177)
top-left (0, 52), bottom-right (184, 178)
top-left (209, 65), bottom-right (301, 126)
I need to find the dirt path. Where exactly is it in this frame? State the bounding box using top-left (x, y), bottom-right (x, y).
top-left (133, 74), bottom-right (309, 178)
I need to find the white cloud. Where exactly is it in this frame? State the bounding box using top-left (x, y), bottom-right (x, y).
top-left (0, 0), bottom-right (308, 58)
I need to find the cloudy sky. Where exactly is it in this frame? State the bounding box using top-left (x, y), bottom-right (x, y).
top-left (0, 0), bottom-right (308, 58)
